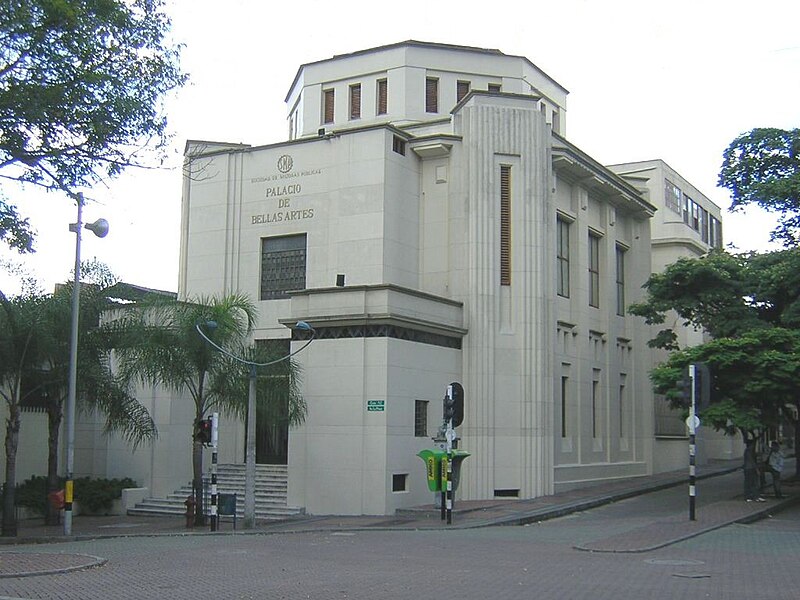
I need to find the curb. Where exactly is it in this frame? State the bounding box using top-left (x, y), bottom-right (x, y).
top-left (0, 552), bottom-right (107, 579)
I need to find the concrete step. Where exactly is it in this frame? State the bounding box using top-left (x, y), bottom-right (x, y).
top-left (128, 463), bottom-right (303, 520)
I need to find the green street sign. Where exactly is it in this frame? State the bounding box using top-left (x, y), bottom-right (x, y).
top-left (367, 400), bottom-right (385, 412)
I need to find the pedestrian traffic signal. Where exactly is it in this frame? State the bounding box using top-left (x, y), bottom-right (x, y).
top-left (196, 418), bottom-right (213, 445)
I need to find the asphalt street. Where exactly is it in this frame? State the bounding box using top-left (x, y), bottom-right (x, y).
top-left (1, 472), bottom-right (799, 600)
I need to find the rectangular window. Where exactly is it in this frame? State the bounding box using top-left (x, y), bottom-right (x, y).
top-left (700, 207), bottom-right (709, 242)
top-left (615, 245), bottom-right (626, 316)
top-left (500, 164), bottom-right (512, 286)
top-left (323, 89), bottom-right (335, 124)
top-left (682, 195), bottom-right (690, 224)
top-left (349, 83), bottom-right (361, 120)
top-left (557, 218), bottom-right (570, 298)
top-left (710, 216), bottom-right (723, 249)
top-left (392, 474), bottom-right (408, 492)
top-left (552, 109), bottom-right (560, 134)
top-left (488, 83), bottom-right (502, 93)
top-left (414, 400), bottom-right (428, 437)
top-left (561, 376), bottom-right (568, 438)
top-left (376, 79), bottom-right (388, 115)
top-left (260, 234), bottom-right (307, 300)
top-left (665, 180), bottom-right (683, 214)
top-left (588, 232), bottom-right (600, 308)
top-left (691, 201), bottom-right (700, 231)
top-left (425, 77), bottom-right (438, 113)
top-left (392, 135), bottom-right (406, 156)
top-left (456, 80), bottom-right (471, 103)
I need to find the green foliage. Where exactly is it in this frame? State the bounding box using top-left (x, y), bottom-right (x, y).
top-left (633, 244), bottom-right (800, 437)
top-left (628, 251), bottom-right (764, 341)
top-left (0, 0), bottom-right (187, 251)
top-left (648, 328), bottom-right (800, 435)
top-left (14, 475), bottom-right (137, 515)
top-left (0, 198), bottom-right (33, 253)
top-left (718, 127), bottom-right (800, 247)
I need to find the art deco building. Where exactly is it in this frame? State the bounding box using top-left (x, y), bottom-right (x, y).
top-left (3, 41), bottom-right (725, 517)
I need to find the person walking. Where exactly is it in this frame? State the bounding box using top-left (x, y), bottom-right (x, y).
top-left (744, 439), bottom-right (765, 502)
top-left (764, 441), bottom-right (785, 499)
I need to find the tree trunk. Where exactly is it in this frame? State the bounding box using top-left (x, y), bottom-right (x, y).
top-left (192, 436), bottom-right (204, 526)
top-left (45, 401), bottom-right (63, 525)
top-left (2, 403), bottom-right (21, 537)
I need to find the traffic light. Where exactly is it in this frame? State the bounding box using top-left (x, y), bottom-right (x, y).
top-left (196, 418), bottom-right (212, 445)
top-left (443, 382), bottom-right (464, 428)
top-left (677, 370), bottom-right (692, 404)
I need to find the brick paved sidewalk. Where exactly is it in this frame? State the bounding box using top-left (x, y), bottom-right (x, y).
top-left (1, 458), bottom-right (795, 561)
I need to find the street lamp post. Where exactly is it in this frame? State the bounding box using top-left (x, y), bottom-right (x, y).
top-left (196, 320), bottom-right (315, 529)
top-left (64, 192), bottom-right (109, 536)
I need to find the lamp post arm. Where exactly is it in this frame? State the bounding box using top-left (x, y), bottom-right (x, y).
top-left (194, 323), bottom-right (316, 368)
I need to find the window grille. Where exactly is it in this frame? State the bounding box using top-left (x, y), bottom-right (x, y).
top-left (323, 89), bottom-right (334, 124)
top-left (349, 84), bottom-right (361, 120)
top-left (260, 234), bottom-right (307, 300)
top-left (500, 165), bottom-right (512, 285)
top-left (425, 77), bottom-right (438, 113)
top-left (376, 79), bottom-right (387, 115)
top-left (415, 400), bottom-right (428, 437)
top-left (456, 80), bottom-right (470, 103)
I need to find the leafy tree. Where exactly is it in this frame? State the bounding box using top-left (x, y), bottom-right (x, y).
top-left (630, 249), bottom-right (800, 471)
top-left (110, 294), bottom-right (306, 525)
top-left (719, 128), bottom-right (800, 247)
top-left (0, 0), bottom-right (187, 251)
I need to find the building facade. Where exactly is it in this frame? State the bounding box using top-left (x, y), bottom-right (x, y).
top-left (2, 42), bottom-right (727, 517)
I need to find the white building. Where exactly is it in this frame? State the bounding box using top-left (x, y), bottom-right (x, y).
top-left (3, 42), bottom-right (726, 517)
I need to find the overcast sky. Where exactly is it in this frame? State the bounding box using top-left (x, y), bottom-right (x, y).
top-left (2, 0), bottom-right (798, 295)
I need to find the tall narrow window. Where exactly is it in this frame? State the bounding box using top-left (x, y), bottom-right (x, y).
top-left (588, 232), bottom-right (600, 308)
top-left (260, 234), bottom-right (307, 300)
top-left (557, 218), bottom-right (570, 297)
top-left (425, 77), bottom-right (438, 113)
top-left (615, 245), bottom-right (626, 316)
top-left (592, 378), bottom-right (599, 438)
top-left (500, 165), bottom-right (512, 286)
top-left (349, 84), bottom-right (361, 120)
top-left (415, 400), bottom-right (428, 437)
top-left (619, 376), bottom-right (627, 439)
top-left (665, 180), bottom-right (682, 214)
top-left (323, 89), bottom-right (335, 124)
top-left (376, 79), bottom-right (388, 115)
top-left (456, 80), bottom-right (471, 103)
top-left (561, 376), bottom-right (568, 438)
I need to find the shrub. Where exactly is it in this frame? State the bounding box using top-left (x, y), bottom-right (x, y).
top-left (15, 475), bottom-right (138, 515)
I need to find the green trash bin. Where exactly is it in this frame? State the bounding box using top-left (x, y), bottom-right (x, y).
top-left (417, 449), bottom-right (447, 492)
top-left (440, 450), bottom-right (470, 492)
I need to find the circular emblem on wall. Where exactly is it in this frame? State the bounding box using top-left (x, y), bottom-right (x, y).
top-left (277, 154), bottom-right (294, 173)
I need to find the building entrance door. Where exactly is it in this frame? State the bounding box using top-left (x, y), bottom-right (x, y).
top-left (256, 403), bottom-right (289, 464)
top-left (252, 338), bottom-right (291, 465)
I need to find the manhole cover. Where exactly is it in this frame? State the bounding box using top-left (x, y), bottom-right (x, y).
top-left (645, 558), bottom-right (705, 566)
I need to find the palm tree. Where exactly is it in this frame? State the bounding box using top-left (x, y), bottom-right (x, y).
top-left (35, 275), bottom-right (157, 525)
top-left (1, 274), bottom-right (158, 534)
top-left (111, 293), bottom-right (306, 525)
top-left (0, 288), bottom-right (46, 536)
